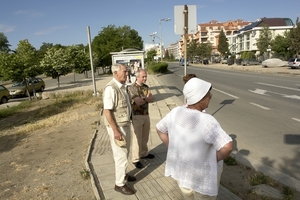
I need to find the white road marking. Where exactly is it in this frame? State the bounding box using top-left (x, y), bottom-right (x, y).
top-left (256, 82), bottom-right (300, 92)
top-left (249, 89), bottom-right (269, 96)
top-left (249, 102), bottom-right (270, 110)
top-left (292, 118), bottom-right (300, 122)
top-left (213, 88), bottom-right (239, 99)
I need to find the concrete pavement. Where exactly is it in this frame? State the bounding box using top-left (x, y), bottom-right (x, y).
top-left (86, 63), bottom-right (300, 199)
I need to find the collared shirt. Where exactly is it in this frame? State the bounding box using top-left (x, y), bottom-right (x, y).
top-left (128, 82), bottom-right (150, 115)
top-left (103, 78), bottom-right (131, 116)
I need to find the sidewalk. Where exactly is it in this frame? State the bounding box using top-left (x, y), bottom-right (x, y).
top-left (87, 73), bottom-right (242, 200)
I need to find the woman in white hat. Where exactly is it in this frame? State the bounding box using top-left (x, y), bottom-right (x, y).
top-left (156, 77), bottom-right (233, 200)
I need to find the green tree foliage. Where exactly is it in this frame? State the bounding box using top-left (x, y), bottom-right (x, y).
top-left (186, 40), bottom-right (212, 61)
top-left (1, 40), bottom-right (40, 82)
top-left (37, 42), bottom-right (54, 62)
top-left (92, 25), bottom-right (143, 66)
top-left (164, 49), bottom-right (170, 60)
top-left (256, 25), bottom-right (272, 57)
top-left (187, 40), bottom-right (200, 60)
top-left (146, 49), bottom-right (157, 62)
top-left (288, 18), bottom-right (300, 57)
top-left (199, 42), bottom-right (213, 59)
top-left (217, 29), bottom-right (229, 56)
top-left (0, 32), bottom-right (11, 52)
top-left (68, 45), bottom-right (90, 76)
top-left (241, 51), bottom-right (255, 60)
top-left (271, 31), bottom-right (292, 60)
top-left (40, 47), bottom-right (72, 87)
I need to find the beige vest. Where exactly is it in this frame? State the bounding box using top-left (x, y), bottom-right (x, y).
top-left (103, 80), bottom-right (131, 127)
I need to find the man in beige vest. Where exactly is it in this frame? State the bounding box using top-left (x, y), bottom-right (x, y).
top-left (103, 63), bottom-right (135, 195)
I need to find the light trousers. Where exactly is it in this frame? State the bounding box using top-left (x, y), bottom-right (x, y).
top-left (106, 125), bottom-right (131, 187)
top-left (131, 115), bottom-right (150, 163)
top-left (178, 163), bottom-right (223, 200)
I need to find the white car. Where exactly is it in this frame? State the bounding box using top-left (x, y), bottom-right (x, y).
top-left (288, 58), bottom-right (300, 69)
top-left (261, 58), bottom-right (287, 68)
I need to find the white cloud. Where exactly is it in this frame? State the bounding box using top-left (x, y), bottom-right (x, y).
top-left (34, 26), bottom-right (68, 35)
top-left (0, 24), bottom-right (15, 33)
top-left (13, 10), bottom-right (44, 18)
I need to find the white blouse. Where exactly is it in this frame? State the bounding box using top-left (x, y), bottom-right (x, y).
top-left (156, 106), bottom-right (232, 196)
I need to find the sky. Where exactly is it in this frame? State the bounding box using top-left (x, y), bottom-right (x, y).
top-left (1, 0), bottom-right (300, 51)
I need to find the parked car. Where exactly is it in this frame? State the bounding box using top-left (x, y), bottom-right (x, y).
top-left (179, 58), bottom-right (189, 66)
top-left (221, 59), bottom-right (228, 64)
top-left (0, 85), bottom-right (10, 104)
top-left (241, 59), bottom-right (261, 66)
top-left (288, 58), bottom-right (300, 69)
top-left (9, 77), bottom-right (45, 97)
top-left (261, 58), bottom-right (287, 68)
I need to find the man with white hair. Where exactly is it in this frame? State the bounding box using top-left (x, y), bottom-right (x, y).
top-left (103, 63), bottom-right (136, 195)
top-left (156, 77), bottom-right (233, 200)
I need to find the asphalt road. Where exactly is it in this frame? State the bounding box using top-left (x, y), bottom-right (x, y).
top-left (156, 63), bottom-right (300, 183)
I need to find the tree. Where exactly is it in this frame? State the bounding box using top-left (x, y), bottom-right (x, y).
top-left (186, 40), bottom-right (200, 61)
top-left (271, 31), bottom-right (293, 60)
top-left (146, 49), bottom-right (157, 62)
top-left (37, 42), bottom-right (54, 62)
top-left (40, 47), bottom-right (73, 87)
top-left (92, 25), bottom-right (143, 67)
top-left (199, 42), bottom-right (213, 60)
top-left (288, 17), bottom-right (300, 57)
top-left (68, 45), bottom-right (93, 78)
top-left (0, 40), bottom-right (40, 98)
top-left (217, 29), bottom-right (229, 56)
top-left (164, 49), bottom-right (170, 60)
top-left (256, 25), bottom-right (272, 59)
top-left (0, 32), bottom-right (11, 52)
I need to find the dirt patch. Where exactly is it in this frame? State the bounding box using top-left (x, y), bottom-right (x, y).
top-left (0, 102), bottom-right (98, 200)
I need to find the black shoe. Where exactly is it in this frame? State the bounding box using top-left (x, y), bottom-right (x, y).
top-left (125, 174), bottom-right (136, 182)
top-left (133, 161), bottom-right (144, 169)
top-left (114, 184), bottom-right (135, 195)
top-left (141, 154), bottom-right (155, 159)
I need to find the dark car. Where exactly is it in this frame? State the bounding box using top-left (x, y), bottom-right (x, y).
top-left (0, 85), bottom-right (10, 104)
top-left (241, 59), bottom-right (261, 66)
top-left (9, 77), bottom-right (45, 97)
top-left (179, 58), bottom-right (189, 66)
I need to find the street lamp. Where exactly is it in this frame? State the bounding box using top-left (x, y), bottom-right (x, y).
top-left (159, 18), bottom-right (171, 62)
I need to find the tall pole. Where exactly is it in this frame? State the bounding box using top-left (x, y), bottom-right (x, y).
top-left (87, 26), bottom-right (97, 97)
top-left (159, 18), bottom-right (171, 62)
top-left (183, 5), bottom-right (188, 77)
top-left (183, 5), bottom-right (188, 104)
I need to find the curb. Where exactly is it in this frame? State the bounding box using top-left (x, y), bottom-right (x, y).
top-left (85, 130), bottom-right (103, 200)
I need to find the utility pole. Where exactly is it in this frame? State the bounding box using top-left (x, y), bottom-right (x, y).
top-left (183, 5), bottom-right (188, 77)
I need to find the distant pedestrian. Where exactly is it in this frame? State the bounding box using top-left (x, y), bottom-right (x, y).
top-left (156, 77), bottom-right (233, 199)
top-left (128, 69), bottom-right (155, 169)
top-left (103, 63), bottom-right (136, 195)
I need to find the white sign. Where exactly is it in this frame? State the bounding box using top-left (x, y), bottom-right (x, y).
top-left (174, 5), bottom-right (197, 35)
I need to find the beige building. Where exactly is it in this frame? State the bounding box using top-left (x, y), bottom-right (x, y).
top-left (175, 18), bottom-right (294, 60)
top-left (179, 19), bottom-right (251, 58)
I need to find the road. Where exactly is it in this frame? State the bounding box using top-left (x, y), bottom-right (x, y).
top-left (156, 63), bottom-right (300, 184)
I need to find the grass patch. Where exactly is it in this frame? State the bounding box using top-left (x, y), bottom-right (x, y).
top-left (224, 156), bottom-right (237, 166)
top-left (80, 169), bottom-right (90, 180)
top-left (249, 173), bottom-right (268, 186)
top-left (0, 89), bottom-right (103, 135)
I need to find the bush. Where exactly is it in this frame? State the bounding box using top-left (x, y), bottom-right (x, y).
top-left (147, 62), bottom-right (168, 73)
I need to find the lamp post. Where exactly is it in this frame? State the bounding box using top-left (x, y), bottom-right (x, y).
top-left (159, 18), bottom-right (171, 62)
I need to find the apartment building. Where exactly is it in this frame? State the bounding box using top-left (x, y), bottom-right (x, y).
top-left (228, 17), bottom-right (294, 58)
top-left (167, 41), bottom-right (181, 60)
top-left (176, 18), bottom-right (294, 60)
top-left (179, 19), bottom-right (251, 57)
